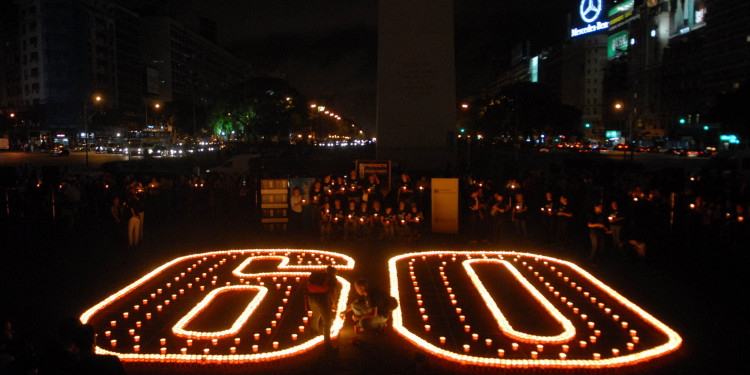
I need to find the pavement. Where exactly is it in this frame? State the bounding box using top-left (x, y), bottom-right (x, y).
top-left (2, 206), bottom-right (745, 375)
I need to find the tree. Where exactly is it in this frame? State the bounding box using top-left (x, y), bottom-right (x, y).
top-left (207, 78), bottom-right (307, 142)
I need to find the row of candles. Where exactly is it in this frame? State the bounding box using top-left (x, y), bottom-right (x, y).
top-left (390, 251), bottom-right (680, 368)
top-left (85, 250), bottom-right (355, 361)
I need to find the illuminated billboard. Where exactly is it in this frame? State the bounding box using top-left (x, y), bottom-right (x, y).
top-left (670, 0), bottom-right (707, 36)
top-left (608, 30), bottom-right (629, 58)
top-left (608, 0), bottom-right (634, 29)
top-left (570, 0), bottom-right (609, 38)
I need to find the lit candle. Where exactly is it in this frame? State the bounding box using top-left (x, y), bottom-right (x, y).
top-left (164, 300), bottom-right (170, 306)
top-left (110, 339), bottom-right (117, 348)
top-left (455, 308), bottom-right (462, 314)
top-left (531, 351), bottom-right (538, 359)
top-left (537, 344), bottom-right (544, 352)
top-left (110, 320), bottom-right (116, 327)
top-left (588, 322), bottom-right (595, 329)
top-left (472, 333), bottom-right (478, 341)
top-left (612, 348), bottom-right (620, 356)
top-left (439, 337), bottom-right (446, 345)
top-left (627, 342), bottom-right (634, 351)
top-left (632, 336), bottom-right (639, 344)
top-left (559, 352), bottom-right (567, 360)
top-left (299, 326), bottom-right (305, 333)
top-left (275, 313), bottom-right (281, 319)
top-left (272, 320), bottom-right (277, 327)
top-left (212, 339), bottom-right (218, 346)
top-left (512, 343), bottom-right (519, 351)
top-left (157, 305), bottom-right (162, 312)
top-left (160, 338), bottom-right (166, 346)
top-left (621, 321), bottom-right (629, 329)
top-left (105, 331), bottom-right (111, 337)
top-left (593, 353), bottom-right (601, 360)
top-left (134, 336), bottom-right (140, 343)
top-left (187, 339), bottom-right (192, 346)
top-left (128, 329), bottom-right (135, 336)
top-left (459, 315), bottom-right (465, 322)
top-left (485, 338), bottom-right (492, 346)
top-left (266, 328), bottom-right (272, 335)
top-left (562, 344), bottom-right (569, 353)
top-left (142, 299), bottom-right (148, 305)
top-left (292, 334), bottom-right (298, 341)
top-left (464, 325), bottom-right (470, 333)
top-left (273, 341), bottom-right (279, 350)
top-left (463, 344), bottom-right (470, 353)
top-left (200, 286), bottom-right (205, 291)
top-left (424, 325), bottom-right (431, 332)
top-left (172, 294), bottom-right (177, 300)
top-left (590, 336), bottom-right (597, 343)
top-left (146, 313), bottom-right (151, 320)
top-left (254, 333), bottom-right (260, 341)
top-left (160, 347), bottom-right (167, 354)
top-left (157, 288), bottom-right (162, 294)
top-left (134, 305), bottom-right (139, 311)
top-left (204, 348), bottom-right (210, 355)
top-left (422, 315), bottom-right (429, 322)
top-left (252, 345), bottom-right (258, 353)
top-left (613, 314), bottom-right (620, 322)
top-left (308, 311), bottom-right (313, 318)
top-left (134, 345), bottom-right (140, 353)
top-left (579, 340), bottom-right (587, 348)
top-left (594, 329), bottom-right (601, 337)
top-left (230, 347), bottom-right (236, 354)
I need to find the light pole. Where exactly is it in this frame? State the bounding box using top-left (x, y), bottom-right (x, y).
top-left (145, 102), bottom-right (160, 128)
top-left (84, 95), bottom-right (102, 168)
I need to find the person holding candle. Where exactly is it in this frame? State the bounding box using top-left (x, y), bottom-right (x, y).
top-left (587, 202), bottom-right (611, 266)
top-left (490, 191), bottom-right (510, 244)
top-left (555, 194), bottom-right (573, 247)
top-left (319, 202), bottom-right (332, 241)
top-left (407, 203), bottom-right (424, 241)
top-left (512, 193), bottom-right (528, 243)
top-left (356, 201), bottom-right (371, 240)
top-left (341, 280), bottom-right (395, 338)
top-left (288, 187), bottom-right (305, 237)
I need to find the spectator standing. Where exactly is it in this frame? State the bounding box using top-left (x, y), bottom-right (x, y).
top-left (587, 203), bottom-right (610, 265)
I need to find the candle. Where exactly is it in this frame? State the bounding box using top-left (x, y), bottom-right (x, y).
top-left (134, 305), bottom-right (139, 311)
top-left (422, 315), bottom-right (429, 322)
top-left (266, 328), bottom-right (272, 335)
top-left (273, 341), bottom-right (279, 350)
top-left (252, 345), bottom-right (258, 353)
top-left (187, 339), bottom-right (192, 346)
top-left (424, 325), bottom-right (431, 332)
top-left (537, 344), bottom-right (544, 352)
top-left (459, 315), bottom-right (465, 322)
top-left (272, 320), bottom-right (277, 327)
top-left (135, 321), bottom-right (142, 328)
top-left (160, 347), bottom-right (167, 354)
top-left (559, 352), bottom-right (567, 360)
top-left (200, 285), bottom-right (205, 291)
top-left (463, 344), bottom-right (470, 353)
top-left (110, 339), bottom-right (117, 348)
top-left (134, 336), bottom-right (140, 343)
top-left (612, 348), bottom-right (620, 356)
top-left (512, 343), bottom-right (519, 351)
top-left (110, 320), bottom-right (116, 327)
top-left (299, 326), bottom-right (305, 333)
top-left (629, 329), bottom-right (637, 337)
top-left (105, 331), bottom-right (111, 337)
top-left (160, 338), bottom-right (166, 346)
top-left (594, 329), bottom-right (601, 337)
top-left (593, 353), bottom-right (601, 360)
top-left (621, 321), bottom-right (629, 329)
top-left (588, 322), bottom-right (595, 329)
top-left (134, 345), bottom-right (140, 353)
top-left (562, 344), bottom-right (569, 353)
top-left (164, 300), bottom-right (170, 306)
top-left (204, 348), bottom-right (210, 355)
top-left (212, 339), bottom-right (218, 346)
top-left (627, 342), bottom-right (635, 351)
top-left (472, 333), bottom-right (478, 341)
top-left (485, 338), bottom-right (492, 346)
top-left (439, 337), bottom-right (446, 345)
top-left (613, 314), bottom-right (620, 322)
top-left (157, 288), bottom-right (162, 294)
top-left (146, 313), bottom-right (151, 320)
top-left (455, 308), bottom-right (462, 314)
top-left (632, 336), bottom-right (639, 344)
top-left (303, 317), bottom-right (309, 324)
top-left (498, 349), bottom-right (505, 357)
top-left (142, 299), bottom-right (148, 305)
top-left (128, 329), bottom-right (135, 336)
top-left (590, 336), bottom-right (597, 343)
top-left (157, 305), bottom-right (162, 312)
top-left (276, 313), bottom-right (282, 319)
top-left (531, 351), bottom-right (538, 359)
top-left (464, 325), bottom-right (470, 333)
top-left (579, 340), bottom-right (587, 348)
top-left (230, 347), bottom-right (236, 354)
top-left (308, 311), bottom-right (313, 318)
top-left (254, 333), bottom-right (260, 341)
top-left (292, 334), bottom-right (298, 341)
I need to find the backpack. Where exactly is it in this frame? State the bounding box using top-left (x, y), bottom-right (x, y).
top-left (307, 271), bottom-right (330, 294)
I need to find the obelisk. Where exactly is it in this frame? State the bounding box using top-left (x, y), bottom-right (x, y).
top-left (376, 0), bottom-right (456, 172)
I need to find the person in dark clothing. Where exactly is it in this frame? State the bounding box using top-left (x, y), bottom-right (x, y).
top-left (587, 203), bottom-right (610, 265)
top-left (555, 195), bottom-right (573, 246)
top-left (306, 266), bottom-right (339, 353)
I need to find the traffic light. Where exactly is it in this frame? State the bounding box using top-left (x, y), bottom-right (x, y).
top-left (679, 118), bottom-right (686, 124)
top-left (585, 123), bottom-right (591, 128)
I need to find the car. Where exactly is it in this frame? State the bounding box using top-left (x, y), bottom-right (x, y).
top-left (49, 145), bottom-right (70, 156)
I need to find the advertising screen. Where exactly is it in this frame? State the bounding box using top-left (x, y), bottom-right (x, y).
top-left (608, 0), bottom-right (635, 29)
top-left (570, 0), bottom-right (609, 38)
top-left (670, 0), bottom-right (707, 36)
top-left (608, 30), bottom-right (629, 58)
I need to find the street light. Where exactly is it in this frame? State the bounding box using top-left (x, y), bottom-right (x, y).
top-left (145, 102), bottom-right (160, 127)
top-left (84, 95), bottom-right (103, 168)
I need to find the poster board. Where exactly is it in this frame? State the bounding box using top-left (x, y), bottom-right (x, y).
top-left (355, 160), bottom-right (391, 190)
top-left (431, 178), bottom-right (459, 233)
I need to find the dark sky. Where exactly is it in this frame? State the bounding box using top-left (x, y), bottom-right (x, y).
top-left (133, 0), bottom-right (579, 131)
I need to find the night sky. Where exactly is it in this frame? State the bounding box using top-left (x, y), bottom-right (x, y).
top-left (130, 0), bottom-right (579, 131)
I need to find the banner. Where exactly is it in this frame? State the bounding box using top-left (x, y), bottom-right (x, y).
top-left (355, 160), bottom-right (391, 190)
top-left (431, 178), bottom-right (459, 233)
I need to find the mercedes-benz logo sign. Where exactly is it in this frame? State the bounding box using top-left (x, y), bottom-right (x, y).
top-left (579, 0), bottom-right (602, 24)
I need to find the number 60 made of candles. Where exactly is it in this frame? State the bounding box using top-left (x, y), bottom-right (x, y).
top-left (389, 251), bottom-right (681, 370)
top-left (80, 249), bottom-right (353, 364)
